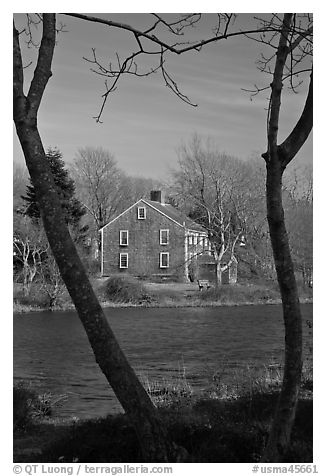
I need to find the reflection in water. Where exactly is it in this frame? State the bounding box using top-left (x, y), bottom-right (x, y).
top-left (13, 304), bottom-right (312, 419)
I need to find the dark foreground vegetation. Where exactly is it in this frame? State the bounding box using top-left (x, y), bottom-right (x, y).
top-left (14, 365), bottom-right (313, 463)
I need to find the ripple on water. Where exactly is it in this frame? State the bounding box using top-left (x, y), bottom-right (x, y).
top-left (14, 304), bottom-right (312, 418)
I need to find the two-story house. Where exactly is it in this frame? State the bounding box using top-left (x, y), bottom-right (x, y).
top-left (100, 191), bottom-right (210, 281)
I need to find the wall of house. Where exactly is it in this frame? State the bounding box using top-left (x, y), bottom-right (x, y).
top-left (102, 201), bottom-right (187, 280)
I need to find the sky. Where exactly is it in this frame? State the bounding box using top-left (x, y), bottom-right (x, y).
top-left (13, 12), bottom-right (313, 179)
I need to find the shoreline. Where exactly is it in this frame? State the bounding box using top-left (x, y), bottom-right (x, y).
top-left (13, 296), bottom-right (313, 314)
top-left (14, 381), bottom-right (313, 463)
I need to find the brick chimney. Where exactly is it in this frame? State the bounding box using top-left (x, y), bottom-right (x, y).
top-left (150, 190), bottom-right (165, 205)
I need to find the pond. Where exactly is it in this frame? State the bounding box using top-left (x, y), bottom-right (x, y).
top-left (13, 304), bottom-right (312, 419)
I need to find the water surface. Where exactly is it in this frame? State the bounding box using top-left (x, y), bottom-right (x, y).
top-left (13, 304), bottom-right (312, 418)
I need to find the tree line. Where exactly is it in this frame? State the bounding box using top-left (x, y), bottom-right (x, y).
top-left (13, 146), bottom-right (163, 300)
top-left (13, 138), bottom-right (312, 299)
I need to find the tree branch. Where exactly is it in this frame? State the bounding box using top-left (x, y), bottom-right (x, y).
top-left (278, 70), bottom-right (313, 167)
top-left (27, 14), bottom-right (56, 119)
top-left (13, 21), bottom-right (26, 122)
top-left (63, 13), bottom-right (279, 54)
top-left (267, 13), bottom-right (293, 155)
top-left (149, 13), bottom-right (202, 36)
top-left (63, 13), bottom-right (311, 122)
top-left (288, 26), bottom-right (313, 53)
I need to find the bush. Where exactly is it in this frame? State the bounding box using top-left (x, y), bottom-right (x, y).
top-left (13, 281), bottom-right (72, 310)
top-left (141, 373), bottom-right (193, 407)
top-left (31, 392), bottom-right (67, 418)
top-left (100, 275), bottom-right (151, 304)
top-left (13, 383), bottom-right (38, 432)
top-left (14, 383), bottom-right (68, 433)
top-left (14, 285), bottom-right (48, 309)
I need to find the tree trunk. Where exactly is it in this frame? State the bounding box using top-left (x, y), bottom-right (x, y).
top-left (22, 263), bottom-right (36, 297)
top-left (216, 261), bottom-right (223, 286)
top-left (23, 267), bottom-right (30, 297)
top-left (13, 16), bottom-right (187, 462)
top-left (261, 155), bottom-right (303, 462)
top-left (14, 119), bottom-right (186, 465)
top-left (260, 13), bottom-right (312, 460)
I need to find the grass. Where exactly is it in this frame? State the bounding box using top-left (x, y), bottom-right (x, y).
top-left (14, 362), bottom-right (313, 463)
top-left (14, 394), bottom-right (312, 463)
top-left (13, 382), bottom-right (67, 433)
top-left (13, 282), bottom-right (73, 312)
top-left (13, 278), bottom-right (312, 313)
top-left (197, 282), bottom-right (281, 305)
top-left (140, 365), bottom-right (194, 407)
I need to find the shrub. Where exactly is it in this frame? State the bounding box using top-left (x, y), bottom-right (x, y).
top-left (141, 374), bottom-right (193, 407)
top-left (14, 285), bottom-right (48, 308)
top-left (13, 281), bottom-right (72, 310)
top-left (31, 392), bottom-right (68, 418)
top-left (13, 383), bottom-right (38, 432)
top-left (14, 383), bottom-right (67, 432)
top-left (100, 275), bottom-right (151, 304)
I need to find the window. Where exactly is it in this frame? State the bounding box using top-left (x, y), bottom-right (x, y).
top-left (188, 235), bottom-right (193, 245)
top-left (137, 207), bottom-right (146, 219)
top-left (160, 229), bottom-right (169, 245)
top-left (119, 253), bottom-right (128, 268)
top-left (119, 230), bottom-right (128, 246)
top-left (160, 252), bottom-right (169, 268)
top-left (193, 234), bottom-right (198, 245)
top-left (198, 235), bottom-right (206, 249)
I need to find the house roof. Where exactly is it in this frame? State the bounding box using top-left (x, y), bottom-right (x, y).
top-left (99, 198), bottom-right (207, 233)
top-left (144, 200), bottom-right (206, 232)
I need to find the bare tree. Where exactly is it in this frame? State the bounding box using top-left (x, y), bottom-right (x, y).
top-left (231, 157), bottom-right (275, 279)
top-left (13, 215), bottom-right (48, 296)
top-left (257, 14), bottom-right (312, 462)
top-left (171, 136), bottom-right (247, 284)
top-left (72, 147), bottom-right (122, 229)
top-left (13, 14), bottom-right (187, 462)
top-left (168, 14), bottom-right (312, 460)
top-left (90, 13), bottom-right (312, 460)
top-left (72, 148), bottom-right (165, 257)
top-left (38, 251), bottom-right (66, 309)
top-left (72, 147), bottom-right (126, 254)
